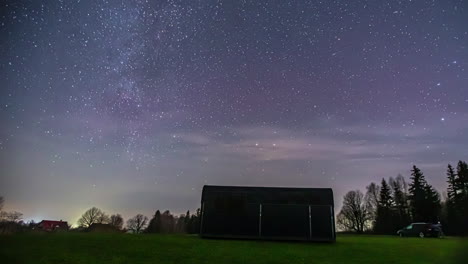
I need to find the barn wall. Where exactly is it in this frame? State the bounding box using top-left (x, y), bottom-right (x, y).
top-left (200, 186), bottom-right (336, 242)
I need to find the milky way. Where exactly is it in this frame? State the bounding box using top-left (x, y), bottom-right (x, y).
top-left (1, 0), bottom-right (467, 223)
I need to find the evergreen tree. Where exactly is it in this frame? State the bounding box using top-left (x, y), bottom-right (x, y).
top-left (455, 161), bottom-right (468, 235)
top-left (389, 175), bottom-right (410, 229)
top-left (423, 183), bottom-right (441, 222)
top-left (409, 165), bottom-right (428, 222)
top-left (456, 161), bottom-right (468, 202)
top-left (446, 164), bottom-right (457, 201)
top-left (146, 210), bottom-right (162, 233)
top-left (444, 161), bottom-right (468, 235)
top-left (374, 178), bottom-right (394, 234)
top-left (161, 210), bottom-right (175, 233)
top-left (184, 210), bottom-right (190, 231)
top-left (175, 214), bottom-right (186, 233)
top-left (187, 208), bottom-right (201, 234)
top-left (409, 165), bottom-right (441, 222)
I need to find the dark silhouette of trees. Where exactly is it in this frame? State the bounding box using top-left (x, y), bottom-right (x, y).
top-left (374, 179), bottom-right (394, 234)
top-left (0, 197), bottom-right (24, 234)
top-left (408, 166), bottom-right (427, 222)
top-left (447, 164), bottom-right (457, 202)
top-left (0, 197), bottom-right (23, 223)
top-left (389, 175), bottom-right (410, 229)
top-left (446, 161), bottom-right (468, 235)
top-left (338, 164), bottom-right (449, 234)
top-left (0, 211), bottom-right (23, 222)
top-left (97, 213), bottom-right (110, 224)
top-left (186, 209), bottom-right (201, 234)
top-left (424, 183), bottom-right (441, 222)
top-left (175, 213), bottom-right (187, 233)
top-left (161, 210), bottom-right (175, 233)
top-left (109, 214), bottom-right (124, 230)
top-left (77, 207), bottom-right (108, 228)
top-left (126, 214), bottom-right (148, 234)
top-left (457, 161), bottom-right (468, 235)
top-left (445, 164), bottom-right (457, 234)
top-left (184, 210), bottom-right (190, 231)
top-left (146, 210), bottom-right (162, 233)
top-left (408, 165), bottom-right (440, 222)
top-left (145, 209), bottom-right (200, 234)
top-left (337, 190), bottom-right (370, 233)
top-left (364, 182), bottom-right (379, 229)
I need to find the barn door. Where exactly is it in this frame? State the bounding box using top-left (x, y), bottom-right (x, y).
top-left (309, 205), bottom-right (333, 240)
top-left (261, 204), bottom-right (310, 240)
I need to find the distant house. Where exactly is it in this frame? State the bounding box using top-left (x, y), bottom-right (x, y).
top-left (38, 220), bottom-right (69, 231)
top-left (87, 223), bottom-right (120, 233)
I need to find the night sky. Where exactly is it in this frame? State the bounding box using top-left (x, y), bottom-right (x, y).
top-left (1, 0), bottom-right (467, 224)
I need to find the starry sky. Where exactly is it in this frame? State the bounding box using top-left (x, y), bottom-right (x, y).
top-left (1, 0), bottom-right (467, 224)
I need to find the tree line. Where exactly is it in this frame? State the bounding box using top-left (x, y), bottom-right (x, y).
top-left (337, 161), bottom-right (468, 236)
top-left (0, 196), bottom-right (26, 234)
top-left (76, 207), bottom-right (201, 234)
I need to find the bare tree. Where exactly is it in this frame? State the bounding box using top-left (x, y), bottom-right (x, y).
top-left (389, 174), bottom-right (408, 200)
top-left (7, 211), bottom-right (23, 222)
top-left (0, 211), bottom-right (23, 222)
top-left (97, 212), bottom-right (110, 224)
top-left (77, 207), bottom-right (107, 228)
top-left (0, 211), bottom-right (6, 221)
top-left (337, 210), bottom-right (354, 232)
top-left (0, 197), bottom-right (23, 224)
top-left (110, 214), bottom-right (124, 230)
top-left (126, 214), bottom-right (148, 234)
top-left (337, 190), bottom-right (370, 233)
top-left (365, 182), bottom-right (380, 226)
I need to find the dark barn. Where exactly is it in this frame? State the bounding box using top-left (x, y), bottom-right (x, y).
top-left (200, 185), bottom-right (336, 242)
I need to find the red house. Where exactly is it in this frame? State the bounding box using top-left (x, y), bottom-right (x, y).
top-left (38, 220), bottom-right (69, 231)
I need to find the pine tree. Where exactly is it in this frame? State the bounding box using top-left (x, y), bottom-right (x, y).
top-left (184, 210), bottom-right (190, 229)
top-left (389, 175), bottom-right (410, 229)
top-left (423, 183), bottom-right (441, 222)
top-left (456, 161), bottom-right (468, 201)
top-left (374, 178), bottom-right (394, 234)
top-left (409, 165), bottom-right (441, 223)
top-left (446, 163), bottom-right (461, 235)
top-left (455, 161), bottom-right (468, 235)
top-left (146, 210), bottom-right (161, 233)
top-left (447, 164), bottom-right (457, 201)
top-left (409, 165), bottom-right (427, 222)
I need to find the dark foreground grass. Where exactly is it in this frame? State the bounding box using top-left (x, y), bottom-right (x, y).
top-left (0, 233), bottom-right (467, 264)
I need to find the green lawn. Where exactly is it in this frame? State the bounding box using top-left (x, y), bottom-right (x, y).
top-left (0, 233), bottom-right (466, 264)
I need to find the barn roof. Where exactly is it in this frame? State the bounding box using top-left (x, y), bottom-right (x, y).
top-left (202, 185), bottom-right (334, 206)
top-left (39, 220), bottom-right (68, 225)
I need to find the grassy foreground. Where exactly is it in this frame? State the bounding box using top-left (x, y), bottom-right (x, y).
top-left (0, 233), bottom-right (466, 264)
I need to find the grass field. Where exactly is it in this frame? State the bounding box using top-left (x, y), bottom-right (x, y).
top-left (0, 233), bottom-right (467, 264)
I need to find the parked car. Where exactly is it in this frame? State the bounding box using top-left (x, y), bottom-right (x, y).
top-left (397, 223), bottom-right (443, 238)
